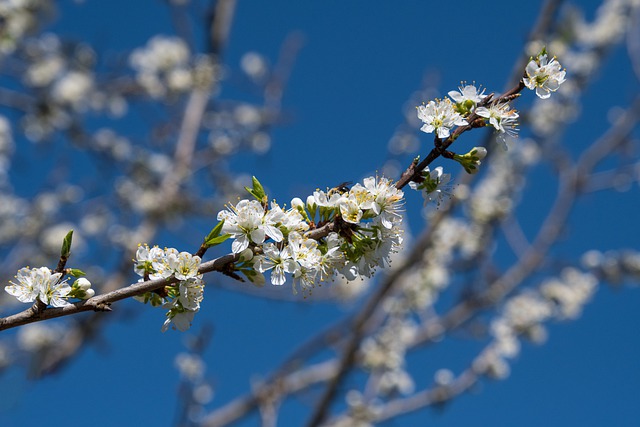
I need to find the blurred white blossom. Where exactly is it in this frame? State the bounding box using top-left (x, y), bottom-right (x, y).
top-left (130, 35), bottom-right (193, 97)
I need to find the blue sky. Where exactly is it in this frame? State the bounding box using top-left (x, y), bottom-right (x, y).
top-left (1, 1), bottom-right (639, 426)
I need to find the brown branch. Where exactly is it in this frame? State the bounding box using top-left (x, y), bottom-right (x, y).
top-left (208, 0), bottom-right (237, 58)
top-left (374, 369), bottom-right (479, 423)
top-left (0, 87), bottom-right (35, 111)
top-left (202, 360), bottom-right (338, 427)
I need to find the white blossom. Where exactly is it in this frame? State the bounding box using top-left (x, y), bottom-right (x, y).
top-left (17, 323), bottom-right (65, 352)
top-left (417, 98), bottom-right (468, 139)
top-left (475, 102), bottom-right (519, 149)
top-left (5, 267), bottom-right (44, 304)
top-left (339, 198), bottom-right (363, 225)
top-left (523, 54), bottom-right (566, 99)
top-left (151, 247), bottom-right (180, 279)
top-left (240, 52), bottom-right (268, 80)
top-left (134, 244), bottom-right (166, 277)
top-left (361, 176), bottom-right (404, 229)
top-left (51, 71), bottom-right (94, 108)
top-left (313, 189), bottom-right (345, 208)
top-left (541, 268), bottom-right (597, 319)
top-left (162, 309), bottom-right (196, 332)
top-left (318, 233), bottom-right (346, 282)
top-left (5, 266), bottom-right (69, 307)
top-left (175, 352), bottom-right (205, 382)
top-left (168, 251), bottom-right (202, 281)
top-left (254, 242), bottom-right (297, 286)
top-left (129, 35), bottom-right (192, 97)
top-left (288, 232), bottom-right (322, 293)
top-left (448, 84), bottom-right (487, 110)
top-left (39, 277), bottom-right (72, 307)
top-left (178, 278), bottom-right (204, 311)
top-left (217, 199), bottom-right (283, 253)
top-left (282, 204), bottom-right (309, 234)
top-left (409, 166), bottom-right (453, 206)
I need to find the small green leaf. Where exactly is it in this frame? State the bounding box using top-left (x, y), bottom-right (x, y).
top-left (61, 230), bottom-right (74, 258)
top-left (69, 268), bottom-right (86, 277)
top-left (205, 233), bottom-right (232, 248)
top-left (244, 176), bottom-right (267, 202)
top-left (204, 220), bottom-right (225, 243)
top-left (251, 176), bottom-right (265, 199)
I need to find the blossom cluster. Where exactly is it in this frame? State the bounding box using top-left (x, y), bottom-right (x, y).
top-left (418, 82), bottom-right (519, 150)
top-left (129, 36), bottom-right (192, 97)
top-left (133, 172), bottom-right (466, 331)
top-left (218, 176), bottom-right (406, 294)
top-left (133, 245), bottom-right (204, 332)
top-left (4, 266), bottom-right (94, 308)
top-left (416, 51), bottom-right (565, 151)
top-left (17, 33), bottom-right (109, 141)
top-left (352, 217), bottom-right (468, 403)
top-left (129, 35), bottom-right (216, 98)
top-left (0, 0), bottom-right (52, 55)
top-left (474, 268), bottom-right (597, 380)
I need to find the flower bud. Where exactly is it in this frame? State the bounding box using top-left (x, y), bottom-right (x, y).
top-left (305, 195), bottom-right (316, 209)
top-left (244, 269), bottom-right (265, 286)
top-left (76, 277), bottom-right (92, 290)
top-left (238, 248), bottom-right (254, 262)
top-left (291, 197), bottom-right (304, 209)
top-left (454, 147), bottom-right (487, 174)
top-left (471, 146), bottom-right (487, 160)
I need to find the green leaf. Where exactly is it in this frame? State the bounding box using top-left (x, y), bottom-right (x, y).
top-left (61, 230), bottom-right (74, 258)
top-left (205, 233), bottom-right (231, 248)
top-left (244, 176), bottom-right (267, 202)
top-left (251, 176), bottom-right (265, 198)
top-left (204, 220), bottom-right (225, 243)
top-left (69, 268), bottom-right (86, 277)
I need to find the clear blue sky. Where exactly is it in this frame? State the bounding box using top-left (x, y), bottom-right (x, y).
top-left (1, 1), bottom-right (639, 426)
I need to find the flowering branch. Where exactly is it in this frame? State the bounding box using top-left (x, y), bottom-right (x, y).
top-left (1, 46), bottom-right (568, 336)
top-left (0, 253), bottom-right (240, 331)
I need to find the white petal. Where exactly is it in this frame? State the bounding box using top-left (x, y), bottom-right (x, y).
top-left (264, 225), bottom-right (283, 242)
top-left (250, 228), bottom-right (265, 244)
top-left (232, 236), bottom-right (250, 253)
